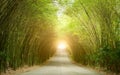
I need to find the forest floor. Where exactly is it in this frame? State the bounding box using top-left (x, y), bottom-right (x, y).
top-left (1, 66), bottom-right (40, 75)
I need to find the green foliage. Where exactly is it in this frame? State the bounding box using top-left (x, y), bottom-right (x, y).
top-left (64, 0), bottom-right (120, 73)
top-left (0, 0), bottom-right (57, 73)
top-left (0, 0), bottom-right (120, 74)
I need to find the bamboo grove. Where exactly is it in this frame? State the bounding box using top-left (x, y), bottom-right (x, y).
top-left (0, 0), bottom-right (57, 73)
top-left (63, 0), bottom-right (120, 73)
top-left (0, 0), bottom-right (120, 74)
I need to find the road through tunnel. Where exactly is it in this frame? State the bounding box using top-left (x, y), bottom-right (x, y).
top-left (0, 0), bottom-right (120, 74)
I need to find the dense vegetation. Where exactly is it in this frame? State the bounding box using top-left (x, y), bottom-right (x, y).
top-left (64, 0), bottom-right (120, 73)
top-left (0, 0), bottom-right (57, 73)
top-left (0, 0), bottom-right (120, 74)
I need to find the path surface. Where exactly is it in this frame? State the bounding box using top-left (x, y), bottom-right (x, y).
top-left (18, 50), bottom-right (103, 75)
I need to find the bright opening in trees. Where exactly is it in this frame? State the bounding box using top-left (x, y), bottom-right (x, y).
top-left (57, 40), bottom-right (67, 51)
top-left (58, 42), bottom-right (66, 50)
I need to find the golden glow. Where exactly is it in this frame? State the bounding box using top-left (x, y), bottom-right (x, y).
top-left (58, 43), bottom-right (66, 50)
top-left (57, 41), bottom-right (67, 50)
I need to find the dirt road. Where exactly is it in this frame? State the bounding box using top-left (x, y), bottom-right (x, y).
top-left (18, 51), bottom-right (103, 75)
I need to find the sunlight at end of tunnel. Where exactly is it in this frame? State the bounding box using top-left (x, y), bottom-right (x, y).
top-left (56, 40), bottom-right (68, 53)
